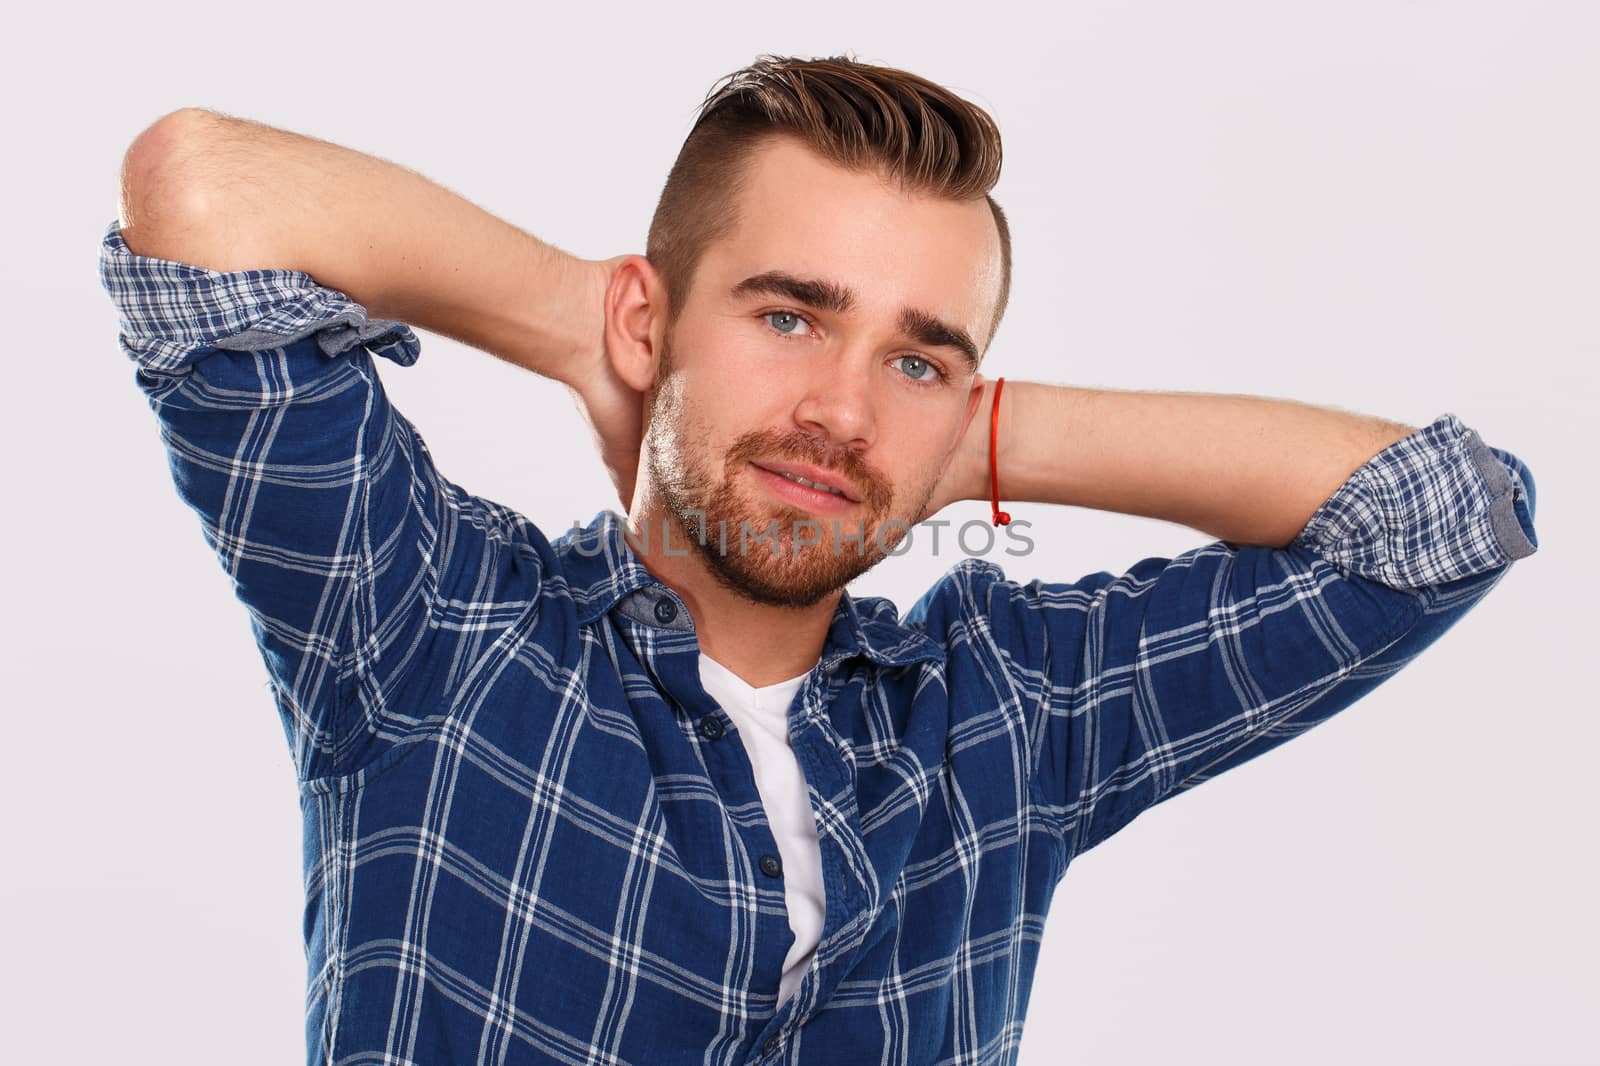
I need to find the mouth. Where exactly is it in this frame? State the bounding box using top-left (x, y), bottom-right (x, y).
top-left (750, 460), bottom-right (860, 501)
top-left (750, 461), bottom-right (861, 512)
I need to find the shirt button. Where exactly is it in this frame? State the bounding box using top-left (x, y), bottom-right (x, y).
top-left (653, 597), bottom-right (678, 624)
top-left (698, 716), bottom-right (724, 740)
top-left (762, 1036), bottom-right (780, 1054)
top-left (759, 854), bottom-right (782, 878)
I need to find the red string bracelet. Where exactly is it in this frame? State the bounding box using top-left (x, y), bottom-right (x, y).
top-left (989, 376), bottom-right (1010, 526)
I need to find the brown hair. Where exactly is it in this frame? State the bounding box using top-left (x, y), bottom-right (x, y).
top-left (646, 53), bottom-right (1011, 357)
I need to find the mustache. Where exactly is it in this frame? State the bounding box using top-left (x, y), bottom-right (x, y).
top-left (722, 429), bottom-right (892, 509)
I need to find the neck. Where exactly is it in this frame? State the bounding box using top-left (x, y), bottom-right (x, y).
top-left (623, 499), bottom-right (839, 688)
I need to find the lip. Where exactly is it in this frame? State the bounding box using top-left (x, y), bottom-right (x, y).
top-left (750, 462), bottom-right (860, 514)
top-left (750, 460), bottom-right (862, 502)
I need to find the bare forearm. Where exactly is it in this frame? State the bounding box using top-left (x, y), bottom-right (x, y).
top-left (117, 107), bottom-right (599, 386)
top-left (956, 379), bottom-right (1417, 548)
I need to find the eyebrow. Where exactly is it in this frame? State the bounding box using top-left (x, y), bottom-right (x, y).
top-left (728, 270), bottom-right (981, 372)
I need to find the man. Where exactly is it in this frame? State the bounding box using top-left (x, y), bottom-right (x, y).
top-left (102, 55), bottom-right (1537, 1066)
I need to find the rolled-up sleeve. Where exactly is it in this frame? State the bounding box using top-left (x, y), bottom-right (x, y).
top-left (919, 412), bottom-right (1539, 868)
top-left (98, 219), bottom-right (533, 781)
top-left (1290, 412), bottom-right (1537, 586)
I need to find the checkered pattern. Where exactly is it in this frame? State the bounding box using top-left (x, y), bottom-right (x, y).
top-left (99, 218), bottom-right (1537, 1065)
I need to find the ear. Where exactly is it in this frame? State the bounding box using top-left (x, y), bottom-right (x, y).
top-left (603, 255), bottom-right (669, 393)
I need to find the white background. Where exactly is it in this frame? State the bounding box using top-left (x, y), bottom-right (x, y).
top-left (3, 2), bottom-right (1594, 1062)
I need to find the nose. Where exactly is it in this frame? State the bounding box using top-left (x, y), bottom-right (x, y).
top-left (792, 353), bottom-right (876, 449)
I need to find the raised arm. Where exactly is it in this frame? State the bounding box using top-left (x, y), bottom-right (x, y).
top-left (120, 106), bottom-right (647, 511)
top-left (103, 110), bottom-right (646, 780)
top-left (909, 378), bottom-right (1538, 865)
top-left (937, 378), bottom-right (1420, 548)
top-left (119, 107), bottom-right (611, 382)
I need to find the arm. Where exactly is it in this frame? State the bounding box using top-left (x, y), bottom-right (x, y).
top-left (118, 107), bottom-right (609, 383)
top-left (942, 378), bottom-right (1420, 548)
top-left (100, 214), bottom-right (463, 781)
top-left (104, 110), bottom-right (632, 780)
top-left (912, 392), bottom-right (1538, 865)
top-left (120, 108), bottom-right (646, 506)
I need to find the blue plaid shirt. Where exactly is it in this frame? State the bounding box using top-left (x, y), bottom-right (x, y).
top-left (99, 218), bottom-right (1538, 1066)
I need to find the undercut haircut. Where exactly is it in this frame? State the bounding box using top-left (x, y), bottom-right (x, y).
top-left (646, 53), bottom-right (1011, 355)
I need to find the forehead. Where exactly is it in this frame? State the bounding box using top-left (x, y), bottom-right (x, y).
top-left (702, 135), bottom-right (1003, 347)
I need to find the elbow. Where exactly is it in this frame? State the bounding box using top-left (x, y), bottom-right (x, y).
top-left (118, 108), bottom-right (226, 259)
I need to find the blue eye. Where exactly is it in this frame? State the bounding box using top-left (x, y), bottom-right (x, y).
top-left (761, 309), bottom-right (945, 386)
top-left (763, 311), bottom-right (809, 336)
top-left (894, 355), bottom-right (939, 383)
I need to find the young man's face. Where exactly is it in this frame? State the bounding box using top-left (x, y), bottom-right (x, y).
top-left (643, 134), bottom-right (1002, 608)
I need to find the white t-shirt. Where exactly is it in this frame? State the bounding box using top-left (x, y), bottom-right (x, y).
top-left (697, 653), bottom-right (826, 1007)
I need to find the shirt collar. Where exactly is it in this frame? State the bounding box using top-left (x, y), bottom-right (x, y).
top-left (556, 510), bottom-right (943, 670)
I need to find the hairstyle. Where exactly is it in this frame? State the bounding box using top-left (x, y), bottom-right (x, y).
top-left (646, 53), bottom-right (1011, 357)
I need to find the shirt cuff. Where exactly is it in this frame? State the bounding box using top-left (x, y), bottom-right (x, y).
top-left (96, 218), bottom-right (420, 374)
top-left (1290, 412), bottom-right (1538, 589)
